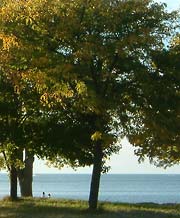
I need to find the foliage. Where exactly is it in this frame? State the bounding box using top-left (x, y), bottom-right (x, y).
top-left (0, 0), bottom-right (50, 171)
top-left (0, 0), bottom-right (179, 173)
top-left (128, 33), bottom-right (180, 167)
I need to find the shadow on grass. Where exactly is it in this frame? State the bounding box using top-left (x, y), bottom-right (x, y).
top-left (0, 199), bottom-right (180, 218)
top-left (99, 202), bottom-right (180, 218)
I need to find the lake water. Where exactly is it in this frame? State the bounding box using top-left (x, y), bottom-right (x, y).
top-left (0, 174), bottom-right (180, 203)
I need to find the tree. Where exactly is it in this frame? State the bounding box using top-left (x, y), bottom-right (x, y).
top-left (0, 33), bottom-right (25, 199)
top-left (30, 0), bottom-right (177, 209)
top-left (42, 0), bottom-right (177, 209)
top-left (0, 2), bottom-right (47, 198)
top-left (0, 0), bottom-right (85, 198)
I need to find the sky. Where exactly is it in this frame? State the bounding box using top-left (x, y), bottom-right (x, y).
top-left (33, 0), bottom-right (180, 175)
top-left (156, 0), bottom-right (180, 11)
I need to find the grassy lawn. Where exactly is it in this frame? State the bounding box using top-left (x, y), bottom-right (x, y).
top-left (0, 198), bottom-right (180, 218)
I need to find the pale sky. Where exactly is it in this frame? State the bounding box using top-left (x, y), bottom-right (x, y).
top-left (34, 138), bottom-right (180, 174)
top-left (156, 0), bottom-right (180, 11)
top-left (33, 0), bottom-right (180, 175)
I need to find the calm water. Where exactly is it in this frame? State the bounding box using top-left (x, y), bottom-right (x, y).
top-left (1, 174), bottom-right (180, 203)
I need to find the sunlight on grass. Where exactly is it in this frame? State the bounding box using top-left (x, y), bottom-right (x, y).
top-left (0, 198), bottom-right (180, 218)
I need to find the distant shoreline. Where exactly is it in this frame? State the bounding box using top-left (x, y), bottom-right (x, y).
top-left (1, 172), bottom-right (180, 175)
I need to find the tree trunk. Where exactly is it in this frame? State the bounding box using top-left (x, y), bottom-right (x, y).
top-left (10, 165), bottom-right (18, 200)
top-left (88, 144), bottom-right (103, 210)
top-left (18, 149), bottom-right (34, 197)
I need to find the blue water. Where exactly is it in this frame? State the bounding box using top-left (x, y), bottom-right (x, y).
top-left (0, 174), bottom-right (180, 203)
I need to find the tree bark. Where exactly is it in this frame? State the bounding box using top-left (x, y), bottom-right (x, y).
top-left (10, 165), bottom-right (18, 200)
top-left (88, 144), bottom-right (103, 210)
top-left (18, 149), bottom-right (34, 197)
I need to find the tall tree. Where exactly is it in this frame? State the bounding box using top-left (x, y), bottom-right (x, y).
top-left (27, 0), bottom-right (177, 209)
top-left (0, 2), bottom-right (47, 198)
top-left (41, 0), bottom-right (177, 209)
top-left (0, 0), bottom-right (82, 198)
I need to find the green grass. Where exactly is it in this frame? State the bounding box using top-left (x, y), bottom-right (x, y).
top-left (0, 198), bottom-right (180, 218)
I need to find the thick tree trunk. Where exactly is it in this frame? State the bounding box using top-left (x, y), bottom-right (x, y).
top-left (10, 166), bottom-right (18, 200)
top-left (18, 149), bottom-right (34, 197)
top-left (88, 144), bottom-right (103, 210)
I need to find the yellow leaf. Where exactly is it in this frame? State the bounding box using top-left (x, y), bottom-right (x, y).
top-left (91, 131), bottom-right (102, 141)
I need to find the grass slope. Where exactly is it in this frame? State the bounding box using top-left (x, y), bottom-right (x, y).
top-left (0, 198), bottom-right (180, 218)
